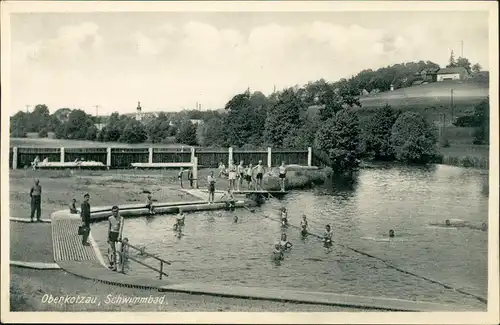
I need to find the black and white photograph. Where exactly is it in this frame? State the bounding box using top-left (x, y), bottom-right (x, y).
top-left (1, 1), bottom-right (498, 324)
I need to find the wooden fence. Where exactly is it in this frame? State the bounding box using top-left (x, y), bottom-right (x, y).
top-left (9, 146), bottom-right (314, 169)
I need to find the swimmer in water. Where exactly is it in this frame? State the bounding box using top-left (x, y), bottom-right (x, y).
top-left (173, 210), bottom-right (185, 231)
top-left (434, 219), bottom-right (487, 231)
top-left (234, 215), bottom-right (238, 223)
top-left (280, 207), bottom-right (288, 227)
top-left (323, 224), bottom-right (333, 248)
top-left (279, 233), bottom-right (293, 252)
top-left (389, 229), bottom-right (395, 238)
top-left (300, 215), bottom-right (308, 237)
top-left (272, 243), bottom-right (284, 261)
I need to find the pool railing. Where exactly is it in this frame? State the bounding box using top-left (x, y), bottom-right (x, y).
top-left (119, 241), bottom-right (171, 279)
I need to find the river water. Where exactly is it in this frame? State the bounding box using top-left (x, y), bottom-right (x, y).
top-left (92, 164), bottom-right (489, 309)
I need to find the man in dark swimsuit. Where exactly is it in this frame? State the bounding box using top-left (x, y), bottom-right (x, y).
top-left (80, 193), bottom-right (91, 246)
top-left (30, 180), bottom-right (42, 222)
top-left (253, 160), bottom-right (265, 190)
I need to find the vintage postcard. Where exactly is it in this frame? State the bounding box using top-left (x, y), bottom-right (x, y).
top-left (1, 1), bottom-right (498, 324)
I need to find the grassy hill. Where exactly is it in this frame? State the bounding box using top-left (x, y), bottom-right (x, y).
top-left (357, 80), bottom-right (488, 121)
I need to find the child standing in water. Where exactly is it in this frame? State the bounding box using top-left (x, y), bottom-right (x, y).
top-left (272, 243), bottom-right (284, 261)
top-left (323, 224), bottom-right (333, 249)
top-left (279, 233), bottom-right (293, 252)
top-left (280, 207), bottom-right (288, 227)
top-left (300, 215), bottom-right (308, 237)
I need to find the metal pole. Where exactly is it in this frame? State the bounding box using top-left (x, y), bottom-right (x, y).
top-left (450, 89), bottom-right (454, 121)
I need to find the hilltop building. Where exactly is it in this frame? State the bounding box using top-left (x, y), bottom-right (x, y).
top-left (436, 67), bottom-right (470, 81)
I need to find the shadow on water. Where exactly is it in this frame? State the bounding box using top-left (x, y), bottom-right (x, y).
top-left (321, 174), bottom-right (359, 198)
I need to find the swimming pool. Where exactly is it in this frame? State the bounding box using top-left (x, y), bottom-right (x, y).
top-left (91, 164), bottom-right (488, 308)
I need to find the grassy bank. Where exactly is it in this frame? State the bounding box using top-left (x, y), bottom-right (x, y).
top-left (437, 144), bottom-right (489, 169)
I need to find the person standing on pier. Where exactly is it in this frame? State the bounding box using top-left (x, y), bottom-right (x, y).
top-left (253, 160), bottom-right (265, 190)
top-left (228, 162), bottom-right (237, 192)
top-left (80, 193), bottom-right (91, 246)
top-left (108, 205), bottom-right (124, 271)
top-left (207, 171), bottom-right (216, 204)
top-left (245, 163), bottom-right (254, 189)
top-left (278, 161), bottom-right (287, 192)
top-left (236, 160), bottom-right (245, 191)
top-left (29, 180), bottom-right (42, 222)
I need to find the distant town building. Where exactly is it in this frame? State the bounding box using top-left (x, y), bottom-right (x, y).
top-left (414, 68), bottom-right (440, 83)
top-left (390, 84), bottom-right (394, 91)
top-left (94, 123), bottom-right (106, 131)
top-left (436, 67), bottom-right (470, 81)
top-left (190, 119), bottom-right (203, 125)
top-left (136, 101), bottom-right (142, 121)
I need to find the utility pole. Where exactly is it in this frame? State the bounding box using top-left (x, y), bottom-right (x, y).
top-left (450, 89), bottom-right (454, 122)
top-left (25, 105), bottom-right (30, 113)
top-left (94, 105), bottom-right (100, 124)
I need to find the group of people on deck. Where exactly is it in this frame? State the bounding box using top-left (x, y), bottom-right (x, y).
top-left (212, 160), bottom-right (287, 195)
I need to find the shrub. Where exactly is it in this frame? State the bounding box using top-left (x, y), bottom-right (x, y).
top-left (390, 111), bottom-right (438, 164)
top-left (38, 128), bottom-right (48, 138)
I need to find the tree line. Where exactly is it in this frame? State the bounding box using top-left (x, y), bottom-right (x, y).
top-left (10, 58), bottom-right (488, 174)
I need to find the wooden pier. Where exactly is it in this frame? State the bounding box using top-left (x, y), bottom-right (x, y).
top-left (202, 189), bottom-right (289, 199)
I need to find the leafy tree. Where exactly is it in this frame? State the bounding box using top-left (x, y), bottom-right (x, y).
top-left (264, 88), bottom-right (303, 147)
top-left (473, 98), bottom-right (489, 145)
top-left (85, 125), bottom-right (98, 141)
top-left (147, 112), bottom-right (170, 143)
top-left (315, 108), bottom-right (361, 174)
top-left (390, 111), bottom-right (438, 164)
top-left (472, 63), bottom-right (482, 73)
top-left (60, 109), bottom-right (95, 140)
top-left (29, 104), bottom-right (51, 132)
top-left (175, 119), bottom-right (198, 145)
top-left (200, 115), bottom-right (228, 147)
top-left (10, 111), bottom-right (29, 136)
top-left (99, 112), bottom-right (122, 142)
top-left (119, 119), bottom-right (148, 144)
top-left (364, 105), bottom-right (400, 160)
top-left (317, 80), bottom-right (360, 121)
top-left (223, 91), bottom-right (264, 147)
top-left (456, 56), bottom-right (472, 73)
top-left (447, 50), bottom-right (457, 68)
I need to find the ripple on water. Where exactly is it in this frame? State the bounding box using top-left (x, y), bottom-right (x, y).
top-left (90, 165), bottom-right (487, 308)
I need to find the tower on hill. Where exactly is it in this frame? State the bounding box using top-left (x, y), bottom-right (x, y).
top-left (136, 101), bottom-right (142, 121)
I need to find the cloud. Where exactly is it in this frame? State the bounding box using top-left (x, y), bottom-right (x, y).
top-left (14, 22), bottom-right (102, 66)
top-left (9, 16), bottom-right (489, 115)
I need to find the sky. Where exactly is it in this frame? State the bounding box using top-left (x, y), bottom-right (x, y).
top-left (8, 10), bottom-right (490, 116)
